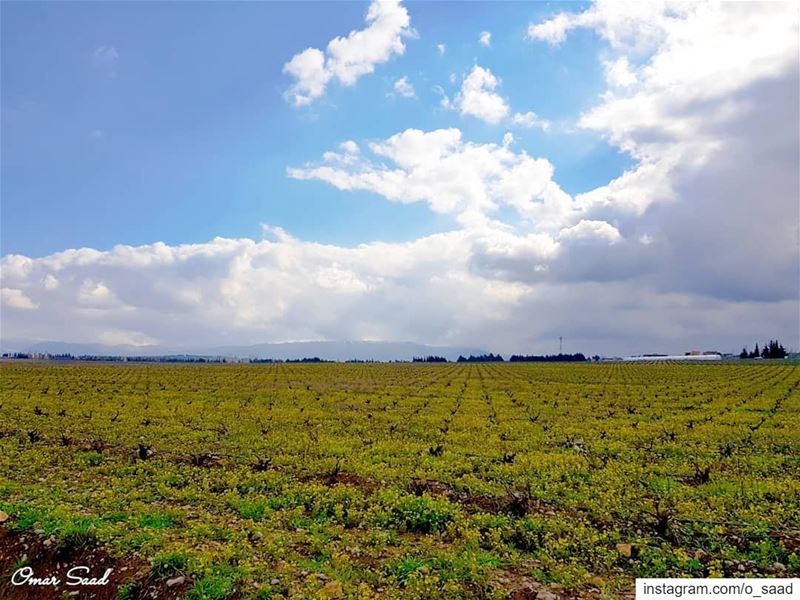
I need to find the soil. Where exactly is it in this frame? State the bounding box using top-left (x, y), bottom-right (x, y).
top-left (0, 527), bottom-right (191, 600)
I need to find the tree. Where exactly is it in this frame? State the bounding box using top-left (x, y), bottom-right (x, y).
top-left (763, 339), bottom-right (788, 359)
top-left (412, 355), bottom-right (447, 363)
top-left (744, 339), bottom-right (788, 360)
top-left (457, 353), bottom-right (504, 363)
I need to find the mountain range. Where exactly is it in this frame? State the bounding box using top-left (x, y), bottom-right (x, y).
top-left (3, 340), bottom-right (488, 362)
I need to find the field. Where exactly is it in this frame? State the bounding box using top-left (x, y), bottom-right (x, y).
top-left (1, 362), bottom-right (798, 599)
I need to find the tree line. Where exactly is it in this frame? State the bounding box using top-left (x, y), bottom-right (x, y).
top-left (457, 353), bottom-right (505, 363)
top-left (413, 352), bottom-right (591, 363)
top-left (739, 340), bottom-right (788, 359)
top-left (509, 353), bottom-right (587, 362)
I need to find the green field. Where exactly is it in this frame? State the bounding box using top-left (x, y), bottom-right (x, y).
top-left (1, 362), bottom-right (798, 599)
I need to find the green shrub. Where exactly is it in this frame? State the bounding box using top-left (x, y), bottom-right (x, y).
top-left (383, 493), bottom-right (457, 533)
top-left (185, 573), bottom-right (236, 600)
top-left (236, 499), bottom-right (269, 521)
top-left (152, 549), bottom-right (190, 578)
top-left (138, 510), bottom-right (181, 529)
top-left (57, 517), bottom-right (99, 551)
top-left (76, 450), bottom-right (103, 466)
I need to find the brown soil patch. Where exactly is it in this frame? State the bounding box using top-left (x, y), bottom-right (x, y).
top-left (295, 471), bottom-right (380, 494)
top-left (322, 472), bottom-right (380, 493)
top-left (0, 527), bottom-right (191, 600)
top-left (407, 479), bottom-right (560, 517)
top-left (770, 529), bottom-right (800, 553)
top-left (183, 453), bottom-right (226, 468)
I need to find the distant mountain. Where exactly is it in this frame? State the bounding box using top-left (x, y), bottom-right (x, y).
top-left (7, 340), bottom-right (488, 362)
top-left (14, 341), bottom-right (165, 357)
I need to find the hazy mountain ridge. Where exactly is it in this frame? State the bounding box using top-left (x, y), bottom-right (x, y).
top-left (5, 340), bottom-right (488, 362)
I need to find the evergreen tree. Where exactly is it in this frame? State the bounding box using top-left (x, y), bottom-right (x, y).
top-left (763, 340), bottom-right (788, 359)
top-left (742, 340), bottom-right (788, 359)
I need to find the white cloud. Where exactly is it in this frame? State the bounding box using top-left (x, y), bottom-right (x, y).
top-left (92, 45), bottom-right (118, 65)
top-left (43, 275), bottom-right (59, 290)
top-left (283, 0), bottom-right (799, 340)
top-left (433, 85), bottom-right (451, 109)
top-left (511, 111), bottom-right (551, 131)
top-left (437, 43), bottom-right (446, 55)
top-left (0, 232), bottom-right (538, 350)
top-left (283, 0), bottom-right (413, 106)
top-left (92, 45), bottom-right (119, 77)
top-left (392, 76), bottom-right (416, 98)
top-left (527, 13), bottom-right (573, 45)
top-left (2, 0), bottom-right (797, 356)
top-left (260, 223), bottom-right (293, 242)
top-left (525, 0), bottom-right (799, 307)
top-left (78, 279), bottom-right (123, 308)
top-left (533, 0), bottom-right (800, 225)
top-left (3, 223), bottom-right (796, 355)
top-left (453, 65), bottom-right (510, 124)
top-left (2, 255), bottom-right (33, 280)
top-left (558, 220), bottom-right (621, 244)
top-left (528, 1), bottom-right (683, 51)
top-left (603, 56), bottom-right (636, 87)
top-left (2, 288), bottom-right (38, 310)
top-left (289, 128), bottom-right (581, 230)
top-left (283, 48), bottom-right (328, 107)
top-left (97, 329), bottom-right (157, 347)
top-left (339, 140), bottom-right (360, 154)
top-left (479, 31), bottom-right (492, 47)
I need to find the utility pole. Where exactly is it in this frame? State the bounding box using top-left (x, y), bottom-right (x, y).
top-left (559, 336), bottom-right (563, 355)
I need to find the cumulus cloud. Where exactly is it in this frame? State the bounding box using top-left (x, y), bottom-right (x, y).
top-left (603, 56), bottom-right (636, 87)
top-left (511, 111), bottom-right (551, 131)
top-left (78, 279), bottom-right (117, 307)
top-left (283, 48), bottom-right (328, 107)
top-left (2, 288), bottom-right (38, 310)
top-left (288, 128), bottom-right (586, 230)
top-left (526, 0), bottom-right (799, 306)
top-left (97, 329), bottom-right (158, 347)
top-left (437, 43), bottom-right (446, 55)
top-left (339, 140), bottom-right (360, 154)
top-left (0, 232), bottom-right (533, 350)
top-left (2, 225), bottom-right (796, 355)
top-left (283, 0), bottom-right (414, 106)
top-left (447, 68), bottom-right (547, 128)
top-left (479, 31), bottom-right (491, 47)
top-left (2, 0), bottom-right (797, 356)
top-left (392, 76), bottom-right (416, 98)
top-left (529, 1), bottom-right (798, 227)
top-left (558, 220), bottom-right (621, 244)
top-left (453, 65), bottom-right (510, 124)
top-left (528, 0), bottom-right (682, 51)
top-left (278, 0), bottom-right (799, 350)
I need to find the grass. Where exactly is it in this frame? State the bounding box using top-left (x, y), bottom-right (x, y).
top-left (0, 361), bottom-right (798, 598)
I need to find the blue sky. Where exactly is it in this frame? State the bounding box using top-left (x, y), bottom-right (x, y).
top-left (2, 1), bottom-right (630, 256)
top-left (1, 1), bottom-right (797, 355)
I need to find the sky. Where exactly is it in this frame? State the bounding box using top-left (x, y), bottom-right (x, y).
top-left (1, 0), bottom-right (798, 356)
